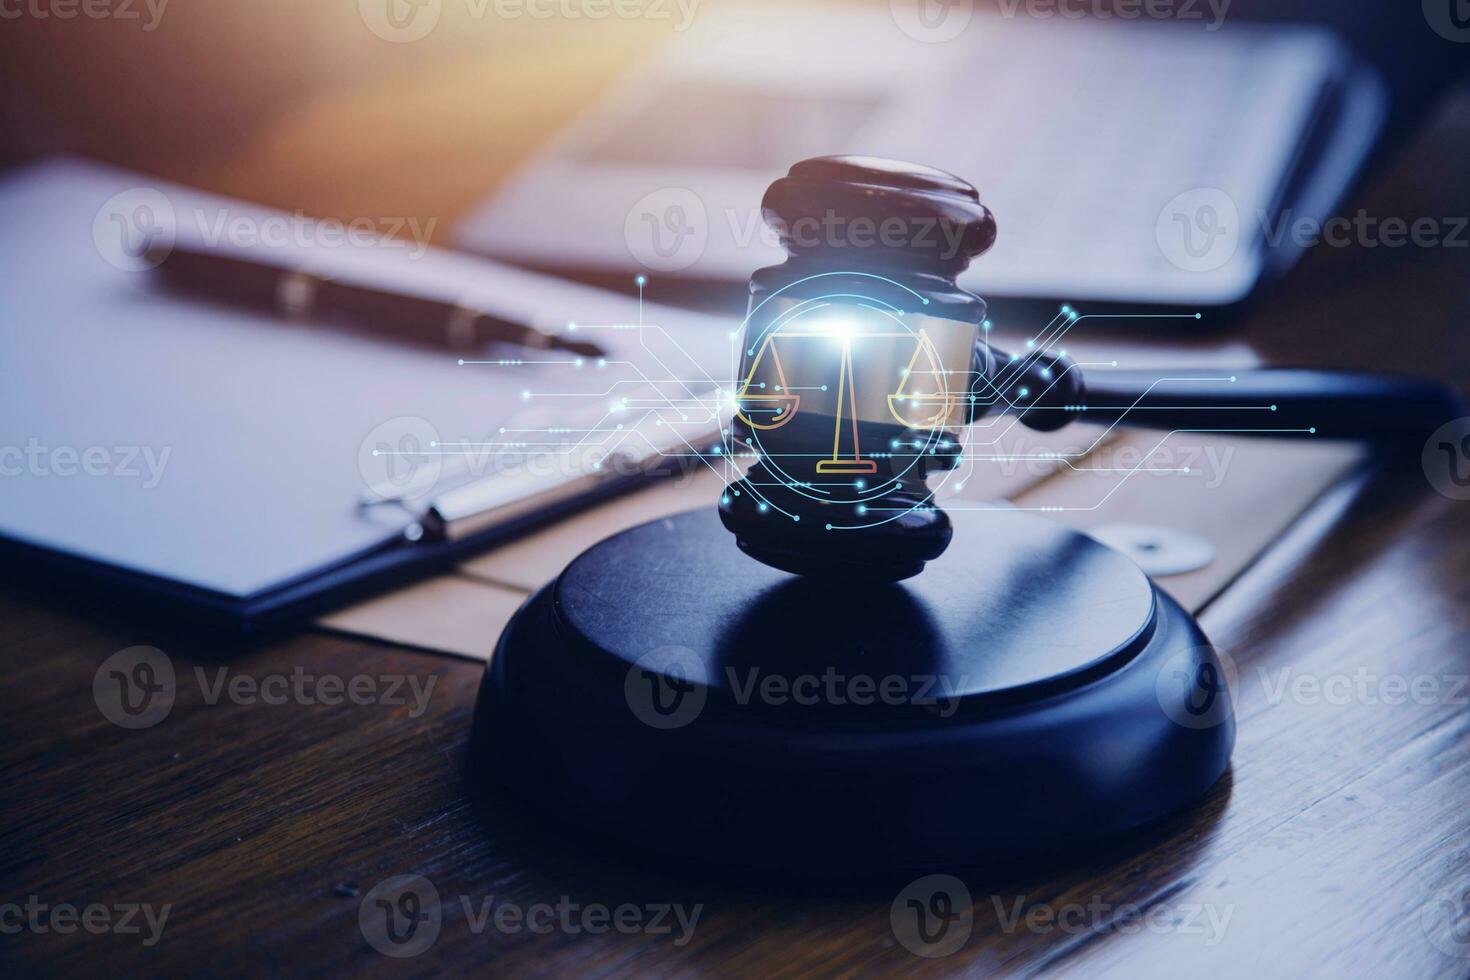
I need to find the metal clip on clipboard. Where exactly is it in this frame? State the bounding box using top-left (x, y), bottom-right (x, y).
top-left (358, 403), bottom-right (720, 546)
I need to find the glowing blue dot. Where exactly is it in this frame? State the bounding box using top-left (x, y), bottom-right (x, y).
top-left (457, 358), bottom-right (464, 366)
top-left (635, 275), bottom-right (646, 286)
top-left (791, 515), bottom-right (800, 522)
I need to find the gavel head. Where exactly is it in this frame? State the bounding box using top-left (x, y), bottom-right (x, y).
top-left (718, 156), bottom-right (999, 582)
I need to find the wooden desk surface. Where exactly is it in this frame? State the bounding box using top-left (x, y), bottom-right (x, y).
top-left (3, 35), bottom-right (1470, 976)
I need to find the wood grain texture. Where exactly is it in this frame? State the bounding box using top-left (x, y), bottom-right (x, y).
top-left (4, 471), bottom-right (1469, 977)
top-left (2, 24), bottom-right (1469, 978)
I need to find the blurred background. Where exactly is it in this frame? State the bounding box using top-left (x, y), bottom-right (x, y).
top-left (0, 0), bottom-right (666, 222)
top-left (1, 0), bottom-right (1468, 378)
top-left (1, 0), bottom-right (1463, 240)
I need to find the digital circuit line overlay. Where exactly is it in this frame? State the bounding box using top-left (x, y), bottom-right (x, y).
top-left (423, 276), bottom-right (1310, 531)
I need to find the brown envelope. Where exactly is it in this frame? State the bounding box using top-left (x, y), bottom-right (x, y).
top-left (317, 432), bottom-right (1363, 659)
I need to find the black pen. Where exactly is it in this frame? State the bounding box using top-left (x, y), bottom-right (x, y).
top-left (145, 243), bottom-right (606, 358)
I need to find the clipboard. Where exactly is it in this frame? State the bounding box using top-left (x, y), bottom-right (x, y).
top-left (0, 158), bottom-right (727, 630)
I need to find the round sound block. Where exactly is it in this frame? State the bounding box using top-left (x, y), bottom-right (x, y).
top-left (470, 507), bottom-right (1234, 873)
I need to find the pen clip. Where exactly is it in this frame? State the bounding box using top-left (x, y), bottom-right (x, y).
top-left (276, 269), bottom-right (328, 319)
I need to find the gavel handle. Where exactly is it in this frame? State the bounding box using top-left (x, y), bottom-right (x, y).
top-left (977, 343), bottom-right (1465, 444)
top-left (1034, 368), bottom-right (1465, 444)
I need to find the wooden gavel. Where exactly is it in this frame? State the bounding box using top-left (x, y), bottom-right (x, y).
top-left (719, 155), bottom-right (1465, 582)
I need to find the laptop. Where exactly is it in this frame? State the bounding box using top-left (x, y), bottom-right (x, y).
top-left (456, 4), bottom-right (1386, 312)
